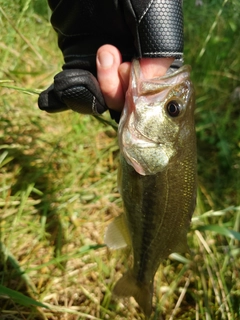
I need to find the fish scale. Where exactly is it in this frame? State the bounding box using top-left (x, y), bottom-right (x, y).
top-left (104, 59), bottom-right (197, 317)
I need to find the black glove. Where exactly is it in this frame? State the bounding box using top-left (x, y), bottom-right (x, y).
top-left (38, 69), bottom-right (107, 115)
top-left (38, 0), bottom-right (184, 122)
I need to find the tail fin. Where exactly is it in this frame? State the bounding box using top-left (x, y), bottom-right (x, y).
top-left (113, 271), bottom-right (153, 318)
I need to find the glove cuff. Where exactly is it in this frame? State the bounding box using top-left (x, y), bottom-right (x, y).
top-left (124, 0), bottom-right (184, 59)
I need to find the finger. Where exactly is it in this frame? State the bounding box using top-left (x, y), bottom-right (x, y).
top-left (97, 45), bottom-right (125, 112)
top-left (119, 59), bottom-right (174, 96)
top-left (140, 57), bottom-right (175, 79)
top-left (119, 62), bottom-right (131, 94)
top-left (38, 84), bottom-right (69, 113)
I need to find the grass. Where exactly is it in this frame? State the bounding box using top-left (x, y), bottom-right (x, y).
top-left (0, 0), bottom-right (240, 319)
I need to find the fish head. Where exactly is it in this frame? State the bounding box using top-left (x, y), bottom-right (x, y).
top-left (118, 60), bottom-right (195, 175)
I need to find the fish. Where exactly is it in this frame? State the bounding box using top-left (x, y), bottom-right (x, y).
top-left (104, 59), bottom-right (197, 317)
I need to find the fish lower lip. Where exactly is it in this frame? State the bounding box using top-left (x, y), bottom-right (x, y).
top-left (129, 129), bottom-right (160, 148)
top-left (137, 141), bottom-right (158, 148)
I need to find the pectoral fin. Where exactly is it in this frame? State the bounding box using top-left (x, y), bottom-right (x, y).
top-left (104, 214), bottom-right (131, 249)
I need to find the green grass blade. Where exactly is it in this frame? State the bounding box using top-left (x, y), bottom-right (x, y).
top-left (0, 84), bottom-right (40, 95)
top-left (197, 225), bottom-right (240, 241)
top-left (0, 284), bottom-right (49, 309)
top-left (93, 115), bottom-right (118, 131)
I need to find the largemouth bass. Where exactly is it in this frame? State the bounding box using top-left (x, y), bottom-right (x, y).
top-left (105, 60), bottom-right (197, 317)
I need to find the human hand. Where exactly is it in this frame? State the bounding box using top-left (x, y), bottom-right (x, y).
top-left (96, 45), bottom-right (174, 112)
top-left (38, 0), bottom-right (183, 122)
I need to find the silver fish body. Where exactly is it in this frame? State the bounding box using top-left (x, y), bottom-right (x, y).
top-left (105, 60), bottom-right (197, 317)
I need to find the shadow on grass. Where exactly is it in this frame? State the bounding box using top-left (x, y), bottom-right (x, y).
top-left (0, 119), bottom-right (66, 317)
top-left (4, 146), bottom-right (66, 258)
top-left (0, 249), bottom-right (45, 320)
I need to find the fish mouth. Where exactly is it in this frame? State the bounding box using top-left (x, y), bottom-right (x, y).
top-left (122, 132), bottom-right (173, 176)
top-left (122, 125), bottom-right (160, 153)
top-left (135, 63), bottom-right (192, 96)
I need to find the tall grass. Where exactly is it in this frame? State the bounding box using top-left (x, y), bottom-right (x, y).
top-left (0, 0), bottom-right (240, 319)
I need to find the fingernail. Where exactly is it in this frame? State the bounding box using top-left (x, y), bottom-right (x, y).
top-left (98, 51), bottom-right (114, 69)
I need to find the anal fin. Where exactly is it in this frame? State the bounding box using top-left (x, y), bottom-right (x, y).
top-left (174, 236), bottom-right (190, 254)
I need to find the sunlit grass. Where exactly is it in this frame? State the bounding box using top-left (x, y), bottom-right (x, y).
top-left (0, 0), bottom-right (240, 319)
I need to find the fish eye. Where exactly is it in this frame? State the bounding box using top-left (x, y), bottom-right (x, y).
top-left (166, 100), bottom-right (182, 117)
